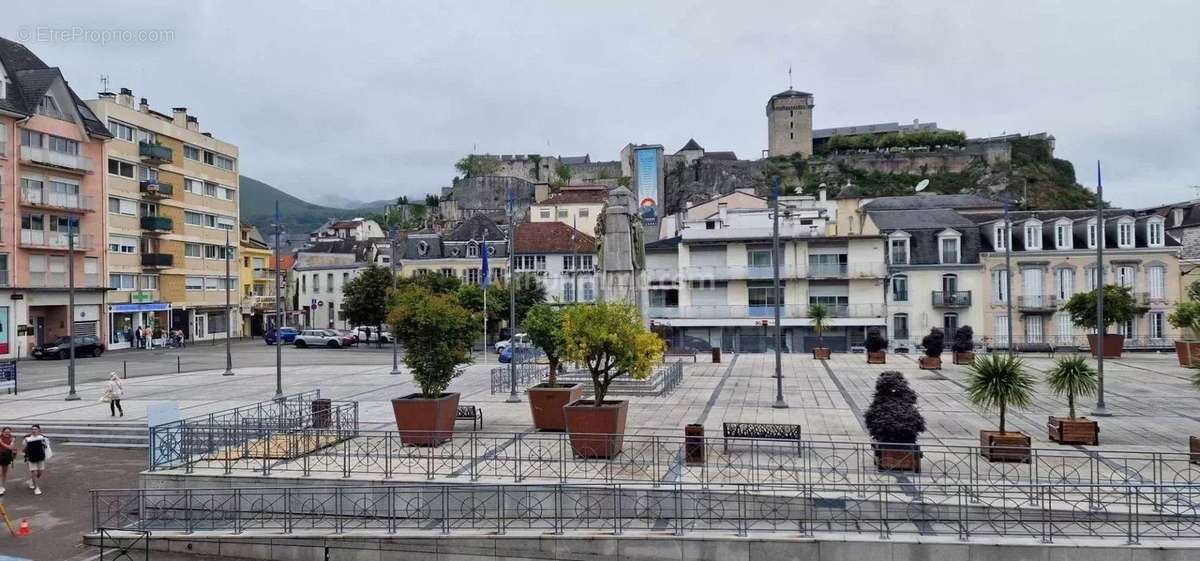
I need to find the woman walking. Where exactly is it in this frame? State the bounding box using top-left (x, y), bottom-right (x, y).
top-left (22, 425), bottom-right (49, 495)
top-left (105, 373), bottom-right (125, 417)
top-left (0, 427), bottom-right (15, 495)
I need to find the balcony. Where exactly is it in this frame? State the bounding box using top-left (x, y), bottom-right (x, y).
top-left (20, 145), bottom-right (94, 174)
top-left (139, 141), bottom-right (173, 165)
top-left (140, 215), bottom-right (174, 233)
top-left (19, 230), bottom-right (96, 251)
top-left (1016, 294), bottom-right (1059, 313)
top-left (253, 268), bottom-right (276, 280)
top-left (139, 180), bottom-right (174, 199)
top-left (932, 291), bottom-right (972, 308)
top-left (646, 303), bottom-right (887, 320)
top-left (20, 189), bottom-right (96, 213)
top-left (141, 253), bottom-right (174, 268)
top-left (807, 262), bottom-right (888, 279)
top-left (650, 263), bottom-right (887, 282)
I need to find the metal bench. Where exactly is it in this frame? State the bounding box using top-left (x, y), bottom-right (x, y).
top-left (722, 422), bottom-right (802, 453)
top-left (665, 348), bottom-right (698, 362)
top-left (456, 405), bottom-right (483, 430)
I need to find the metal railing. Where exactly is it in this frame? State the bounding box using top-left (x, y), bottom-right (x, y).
top-left (20, 144), bottom-right (95, 173)
top-left (20, 188), bottom-right (96, 211)
top-left (489, 362), bottom-right (547, 394)
top-left (1017, 294), bottom-right (1059, 310)
top-left (141, 253), bottom-right (174, 268)
top-left (931, 290), bottom-right (971, 307)
top-left (985, 335), bottom-right (1174, 351)
top-left (92, 481), bottom-right (1200, 542)
top-left (140, 215), bottom-right (173, 232)
top-left (19, 230), bottom-right (96, 250)
top-left (139, 180), bottom-right (174, 198)
top-left (138, 141), bottom-right (173, 164)
top-left (647, 303), bottom-right (887, 320)
top-left (645, 263), bottom-right (888, 282)
top-left (556, 361), bottom-right (684, 397)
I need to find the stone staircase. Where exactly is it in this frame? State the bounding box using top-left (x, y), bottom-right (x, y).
top-left (0, 420), bottom-right (148, 448)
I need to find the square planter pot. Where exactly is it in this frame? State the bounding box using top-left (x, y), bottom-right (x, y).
top-left (1086, 334), bottom-right (1125, 359)
top-left (391, 392), bottom-right (459, 446)
top-left (684, 424), bottom-right (705, 465)
top-left (867, 351), bottom-right (886, 364)
top-left (1191, 436), bottom-right (1200, 465)
top-left (528, 382), bottom-right (583, 432)
top-left (812, 347), bottom-right (832, 360)
top-left (979, 430), bottom-right (1031, 463)
top-left (873, 443), bottom-right (921, 472)
top-left (953, 351), bottom-right (975, 365)
top-left (919, 356), bottom-right (942, 370)
top-left (1047, 416), bottom-right (1099, 445)
top-left (563, 399), bottom-right (628, 459)
top-left (1176, 341), bottom-right (1200, 368)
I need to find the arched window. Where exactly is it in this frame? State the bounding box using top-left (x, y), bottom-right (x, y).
top-left (466, 242), bottom-right (479, 258)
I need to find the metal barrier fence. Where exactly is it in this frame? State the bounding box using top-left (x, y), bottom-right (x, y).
top-left (149, 391), bottom-right (359, 470)
top-left (156, 429), bottom-right (1200, 490)
top-left (489, 362), bottom-right (547, 394)
top-left (490, 361), bottom-right (684, 397)
top-left (92, 482), bottom-right (1200, 543)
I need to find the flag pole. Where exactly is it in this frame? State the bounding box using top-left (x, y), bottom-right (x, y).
top-left (482, 230), bottom-right (488, 363)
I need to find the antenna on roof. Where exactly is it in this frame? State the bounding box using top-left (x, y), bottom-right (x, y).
top-left (99, 75), bottom-right (110, 93)
top-left (788, 65), bottom-right (792, 89)
top-left (915, 179), bottom-right (930, 192)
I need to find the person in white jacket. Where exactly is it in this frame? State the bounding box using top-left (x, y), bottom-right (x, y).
top-left (105, 373), bottom-right (125, 417)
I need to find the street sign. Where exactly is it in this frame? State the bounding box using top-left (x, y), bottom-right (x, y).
top-left (0, 360), bottom-right (15, 395)
top-left (318, 301), bottom-right (325, 308)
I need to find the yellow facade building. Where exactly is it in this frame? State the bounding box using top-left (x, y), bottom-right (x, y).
top-left (240, 223), bottom-right (275, 337)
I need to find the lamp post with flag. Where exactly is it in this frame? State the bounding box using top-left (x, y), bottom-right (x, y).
top-left (506, 188), bottom-right (520, 403)
top-left (480, 229), bottom-right (489, 362)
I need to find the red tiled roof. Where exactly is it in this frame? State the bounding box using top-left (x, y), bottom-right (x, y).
top-left (538, 186), bottom-right (609, 206)
top-left (270, 255), bottom-right (297, 271)
top-left (514, 222), bottom-right (596, 254)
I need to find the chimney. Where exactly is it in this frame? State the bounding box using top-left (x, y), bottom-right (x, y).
top-left (97, 91), bottom-right (116, 101)
top-left (187, 116), bottom-right (200, 132)
top-left (172, 107), bottom-right (187, 128)
top-left (138, 97), bottom-right (150, 113)
top-left (117, 88), bottom-right (134, 109)
top-left (718, 202), bottom-right (728, 224)
top-left (818, 187), bottom-right (827, 202)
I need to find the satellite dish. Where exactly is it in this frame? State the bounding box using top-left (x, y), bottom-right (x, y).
top-left (915, 179), bottom-right (930, 192)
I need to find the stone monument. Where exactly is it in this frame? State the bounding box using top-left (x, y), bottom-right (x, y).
top-left (595, 186), bottom-right (644, 307)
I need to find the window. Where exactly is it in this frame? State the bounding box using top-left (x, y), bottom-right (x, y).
top-left (539, 209), bottom-right (550, 219)
top-left (140, 275), bottom-right (159, 290)
top-left (992, 268), bottom-right (1009, 303)
top-left (185, 276), bottom-right (204, 290)
top-left (1150, 312), bottom-right (1165, 340)
top-left (184, 178), bottom-right (203, 194)
top-left (107, 159), bottom-right (135, 178)
top-left (184, 243), bottom-right (202, 258)
top-left (205, 214), bottom-right (217, 228)
top-left (108, 197), bottom-right (137, 216)
top-left (748, 281), bottom-right (783, 308)
top-left (205, 183), bottom-right (218, 198)
top-left (108, 235), bottom-right (137, 254)
top-left (893, 314), bottom-right (909, 341)
top-left (891, 275), bottom-right (908, 302)
top-left (993, 223), bottom-right (1008, 250)
top-left (216, 217), bottom-right (235, 231)
top-left (1024, 222), bottom-right (1041, 250)
top-left (888, 235), bottom-right (909, 265)
top-left (1148, 220), bottom-right (1165, 247)
top-left (342, 272), bottom-right (349, 286)
top-left (1085, 266), bottom-right (1099, 291)
top-left (582, 281), bottom-right (594, 301)
top-left (940, 235), bottom-right (961, 264)
top-left (1087, 221), bottom-right (1099, 248)
top-left (184, 145), bottom-right (201, 161)
top-left (312, 274), bottom-right (320, 292)
top-left (747, 248), bottom-right (773, 268)
top-left (326, 273), bottom-right (334, 292)
top-left (108, 120), bottom-right (134, 141)
top-left (1115, 265), bottom-right (1135, 289)
top-left (994, 315), bottom-right (1010, 345)
top-left (1055, 220), bottom-right (1073, 249)
top-left (1148, 265), bottom-right (1166, 300)
top-left (1117, 219), bottom-right (1134, 248)
top-left (943, 313), bottom-right (959, 335)
top-left (466, 268), bottom-right (481, 285)
top-left (109, 273), bottom-right (137, 291)
top-left (1057, 313), bottom-right (1073, 339)
top-left (1024, 315), bottom-right (1044, 343)
top-left (562, 282), bottom-right (575, 302)
top-left (47, 135), bottom-right (78, 155)
top-left (184, 211), bottom-right (203, 226)
top-left (20, 129), bottom-right (43, 148)
top-left (205, 277), bottom-right (222, 291)
top-left (214, 154), bottom-right (236, 171)
top-left (38, 94), bottom-right (62, 117)
top-left (557, 209), bottom-right (568, 218)
top-left (649, 288), bottom-right (680, 307)
top-left (1056, 268), bottom-right (1074, 300)
top-left (1118, 318), bottom-right (1134, 338)
top-left (578, 208), bottom-right (590, 218)
top-left (466, 242), bottom-right (479, 258)
top-left (808, 253), bottom-right (847, 276)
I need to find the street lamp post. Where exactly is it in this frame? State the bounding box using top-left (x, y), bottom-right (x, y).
top-left (771, 179), bottom-right (787, 409)
top-left (273, 202), bottom-right (284, 398)
top-left (222, 228), bottom-right (235, 376)
top-left (506, 190), bottom-right (520, 403)
top-left (1004, 204), bottom-right (1014, 355)
top-left (1093, 162), bottom-right (1109, 416)
top-left (390, 227), bottom-right (401, 375)
top-left (65, 218), bottom-right (79, 401)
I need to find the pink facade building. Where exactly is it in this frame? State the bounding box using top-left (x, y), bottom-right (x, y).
top-left (0, 37), bottom-right (112, 359)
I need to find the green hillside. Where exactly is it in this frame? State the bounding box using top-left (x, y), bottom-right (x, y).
top-left (238, 175), bottom-right (390, 235)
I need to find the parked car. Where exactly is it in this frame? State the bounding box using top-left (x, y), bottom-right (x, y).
top-left (293, 329), bottom-right (345, 348)
top-left (499, 345), bottom-right (514, 363)
top-left (333, 329), bottom-right (359, 346)
top-left (32, 335), bottom-right (105, 359)
top-left (667, 335), bottom-right (712, 354)
top-left (352, 326), bottom-right (393, 343)
top-left (494, 333), bottom-right (529, 354)
top-left (264, 327), bottom-right (298, 345)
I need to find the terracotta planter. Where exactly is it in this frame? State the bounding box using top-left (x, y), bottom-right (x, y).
top-left (391, 392), bottom-right (459, 446)
top-left (1047, 416), bottom-right (1099, 445)
top-left (873, 443), bottom-right (921, 472)
top-left (1086, 334), bottom-right (1125, 359)
top-left (867, 351), bottom-right (886, 364)
top-left (979, 430), bottom-right (1031, 463)
top-left (812, 347), bottom-right (832, 360)
top-left (953, 351), bottom-right (975, 365)
top-left (563, 399), bottom-right (628, 459)
top-left (1190, 436), bottom-right (1200, 465)
top-left (528, 383), bottom-right (583, 432)
top-left (1176, 341), bottom-right (1200, 368)
top-left (919, 356), bottom-right (942, 370)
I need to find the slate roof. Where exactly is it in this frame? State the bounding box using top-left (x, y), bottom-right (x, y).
top-left (559, 155), bottom-right (591, 165)
top-left (538, 186), bottom-right (608, 206)
top-left (862, 194), bottom-right (1004, 211)
top-left (0, 36), bottom-right (111, 138)
top-left (868, 209), bottom-right (982, 266)
top-left (645, 236), bottom-right (682, 251)
top-left (678, 138), bottom-right (703, 152)
top-left (514, 222), bottom-right (595, 254)
top-left (444, 214), bottom-right (504, 242)
top-left (869, 209), bottom-right (976, 230)
top-left (702, 151), bottom-right (738, 161)
top-left (769, 88), bottom-right (813, 101)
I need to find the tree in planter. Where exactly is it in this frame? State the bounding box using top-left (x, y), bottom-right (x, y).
top-left (865, 327), bottom-right (888, 363)
top-left (1046, 356), bottom-right (1097, 420)
top-left (921, 328), bottom-right (944, 367)
top-left (389, 286), bottom-right (481, 398)
top-left (808, 303), bottom-right (831, 357)
top-left (952, 325), bottom-right (975, 362)
top-left (525, 304), bottom-right (569, 386)
top-left (340, 265), bottom-right (394, 348)
top-left (1061, 285), bottom-right (1136, 355)
top-left (562, 303), bottom-right (664, 405)
top-left (1169, 301), bottom-right (1200, 366)
top-left (965, 353), bottom-right (1036, 434)
top-left (864, 371), bottom-right (926, 470)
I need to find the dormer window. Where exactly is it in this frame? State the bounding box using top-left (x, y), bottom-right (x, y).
top-left (1054, 219), bottom-right (1073, 249)
top-left (1147, 218), bottom-right (1165, 247)
top-left (38, 94), bottom-right (62, 118)
top-left (1024, 221), bottom-right (1042, 250)
top-left (1173, 208), bottom-right (1186, 227)
top-left (1087, 220), bottom-right (1099, 249)
top-left (938, 229), bottom-right (962, 264)
top-left (466, 241), bottom-right (479, 258)
top-left (992, 222), bottom-right (1011, 251)
top-left (1117, 218), bottom-right (1135, 248)
top-left (888, 232), bottom-right (910, 265)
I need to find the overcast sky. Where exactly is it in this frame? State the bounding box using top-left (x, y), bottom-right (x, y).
top-left (6, 1), bottom-right (1198, 208)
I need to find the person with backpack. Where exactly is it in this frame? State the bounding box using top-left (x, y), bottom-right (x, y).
top-left (22, 425), bottom-right (50, 495)
top-left (0, 427), bottom-right (15, 495)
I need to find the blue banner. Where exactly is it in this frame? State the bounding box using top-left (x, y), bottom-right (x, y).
top-left (112, 302), bottom-right (170, 313)
top-left (635, 148), bottom-right (658, 225)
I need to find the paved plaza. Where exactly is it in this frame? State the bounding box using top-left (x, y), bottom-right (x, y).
top-left (3, 349), bottom-right (1199, 452)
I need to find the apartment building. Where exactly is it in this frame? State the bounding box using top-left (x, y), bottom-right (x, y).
top-left (530, 185), bottom-right (607, 235)
top-left (292, 239), bottom-right (372, 330)
top-left (239, 223), bottom-right (274, 336)
top-left (399, 215), bottom-right (508, 283)
top-left (644, 199), bottom-right (887, 353)
top-left (513, 221), bottom-right (596, 303)
top-left (974, 209), bottom-right (1180, 347)
top-left (87, 88), bottom-right (240, 347)
top-left (0, 37), bottom-right (113, 358)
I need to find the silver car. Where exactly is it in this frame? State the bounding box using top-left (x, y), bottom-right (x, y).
top-left (293, 329), bottom-right (344, 348)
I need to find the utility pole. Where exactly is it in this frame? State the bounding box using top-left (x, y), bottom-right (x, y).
top-left (771, 178), bottom-right (787, 409)
top-left (1004, 203), bottom-right (1014, 355)
top-left (506, 190), bottom-right (520, 403)
top-left (1094, 161), bottom-right (1109, 416)
top-left (571, 216), bottom-right (579, 302)
top-left (273, 202), bottom-right (283, 398)
top-left (65, 217), bottom-right (79, 401)
top-left (222, 228), bottom-right (234, 376)
top-left (391, 227), bottom-right (401, 375)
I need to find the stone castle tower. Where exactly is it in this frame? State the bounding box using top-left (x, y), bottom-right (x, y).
top-left (766, 89), bottom-right (814, 158)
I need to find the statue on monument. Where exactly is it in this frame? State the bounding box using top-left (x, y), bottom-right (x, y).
top-left (595, 186), bottom-right (644, 306)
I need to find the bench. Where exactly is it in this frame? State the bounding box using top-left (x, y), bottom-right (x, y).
top-left (456, 405), bottom-right (483, 430)
top-left (665, 348), bottom-right (699, 362)
top-left (722, 422), bottom-right (802, 453)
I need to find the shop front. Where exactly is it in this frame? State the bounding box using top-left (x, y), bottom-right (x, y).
top-left (108, 302), bottom-right (171, 350)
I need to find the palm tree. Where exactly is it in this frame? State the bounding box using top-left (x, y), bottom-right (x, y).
top-left (1046, 356), bottom-right (1098, 419)
top-left (965, 354), bottom-right (1036, 433)
top-left (808, 303), bottom-right (830, 350)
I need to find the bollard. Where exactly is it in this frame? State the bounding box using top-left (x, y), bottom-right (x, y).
top-left (177, 356), bottom-right (181, 373)
top-left (711, 347), bottom-right (721, 364)
top-left (123, 361), bottom-right (127, 379)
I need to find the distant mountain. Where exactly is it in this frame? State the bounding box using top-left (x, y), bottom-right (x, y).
top-left (238, 175), bottom-right (390, 236)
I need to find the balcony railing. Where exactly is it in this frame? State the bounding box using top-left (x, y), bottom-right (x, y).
top-left (138, 141), bottom-right (173, 165)
top-left (253, 268), bottom-right (276, 280)
top-left (1017, 294), bottom-right (1059, 311)
top-left (141, 253), bottom-right (174, 268)
top-left (20, 145), bottom-right (94, 173)
top-left (807, 262), bottom-right (888, 279)
top-left (19, 230), bottom-right (95, 251)
top-left (20, 189), bottom-right (96, 212)
top-left (648, 262), bottom-right (887, 282)
top-left (646, 303), bottom-right (887, 320)
top-left (931, 290), bottom-right (971, 308)
top-left (139, 180), bottom-right (174, 198)
top-left (0, 270), bottom-right (8, 287)
top-left (140, 215), bottom-right (174, 233)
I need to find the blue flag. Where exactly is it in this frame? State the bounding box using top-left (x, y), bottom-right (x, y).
top-left (480, 233), bottom-right (490, 289)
